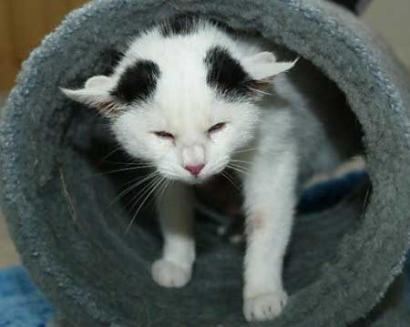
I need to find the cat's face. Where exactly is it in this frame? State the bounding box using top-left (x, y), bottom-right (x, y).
top-left (110, 82), bottom-right (259, 184)
top-left (62, 23), bottom-right (295, 184)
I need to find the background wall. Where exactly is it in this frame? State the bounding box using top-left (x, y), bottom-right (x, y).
top-left (363, 0), bottom-right (410, 69)
top-left (0, 0), bottom-right (409, 92)
top-left (0, 0), bottom-right (87, 92)
top-left (0, 0), bottom-right (87, 266)
top-left (0, 0), bottom-right (409, 267)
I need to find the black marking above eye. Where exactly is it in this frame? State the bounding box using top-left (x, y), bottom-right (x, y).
top-left (205, 46), bottom-right (252, 99)
top-left (111, 60), bottom-right (160, 104)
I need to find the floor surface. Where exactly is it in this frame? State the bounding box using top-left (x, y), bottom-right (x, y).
top-left (0, 0), bottom-right (409, 267)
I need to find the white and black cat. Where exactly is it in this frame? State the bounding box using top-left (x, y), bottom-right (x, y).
top-left (62, 16), bottom-right (344, 321)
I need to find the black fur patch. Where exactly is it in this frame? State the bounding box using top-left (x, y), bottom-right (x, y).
top-left (160, 14), bottom-right (199, 37)
top-left (111, 60), bottom-right (160, 104)
top-left (205, 46), bottom-right (252, 99)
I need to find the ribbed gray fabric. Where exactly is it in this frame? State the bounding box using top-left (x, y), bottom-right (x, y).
top-left (1, 0), bottom-right (410, 326)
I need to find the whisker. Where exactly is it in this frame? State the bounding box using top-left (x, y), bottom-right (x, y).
top-left (118, 172), bottom-right (160, 189)
top-left (230, 159), bottom-right (252, 165)
top-left (227, 164), bottom-right (249, 176)
top-left (122, 176), bottom-right (161, 222)
top-left (143, 177), bottom-right (170, 214)
top-left (228, 165), bottom-right (249, 174)
top-left (159, 168), bottom-right (183, 180)
top-left (247, 87), bottom-right (272, 96)
top-left (99, 146), bottom-right (124, 163)
top-left (233, 147), bottom-right (258, 154)
top-left (221, 171), bottom-right (241, 192)
top-left (126, 176), bottom-right (165, 233)
top-left (229, 161), bottom-right (250, 167)
top-left (157, 179), bottom-right (171, 200)
top-left (229, 162), bottom-right (250, 170)
top-left (84, 165), bottom-right (154, 180)
top-left (102, 160), bottom-right (151, 167)
top-left (108, 171), bottom-right (158, 207)
top-left (125, 174), bottom-right (161, 210)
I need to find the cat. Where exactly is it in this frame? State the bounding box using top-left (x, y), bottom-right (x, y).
top-left (62, 15), bottom-right (346, 322)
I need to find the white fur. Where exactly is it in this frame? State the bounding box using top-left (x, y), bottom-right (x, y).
top-left (152, 182), bottom-right (195, 288)
top-left (63, 20), bottom-right (301, 322)
top-left (241, 112), bottom-right (297, 321)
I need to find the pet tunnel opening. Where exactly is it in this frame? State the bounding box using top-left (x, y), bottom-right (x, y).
top-left (1, 1), bottom-right (410, 326)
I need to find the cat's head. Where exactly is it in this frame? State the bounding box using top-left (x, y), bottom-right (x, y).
top-left (62, 21), bottom-right (295, 184)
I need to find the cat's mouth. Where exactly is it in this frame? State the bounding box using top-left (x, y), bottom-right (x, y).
top-left (183, 173), bottom-right (213, 185)
top-left (165, 169), bottom-right (221, 185)
top-left (157, 160), bottom-right (229, 185)
top-left (193, 172), bottom-right (230, 186)
top-left (157, 169), bottom-right (209, 185)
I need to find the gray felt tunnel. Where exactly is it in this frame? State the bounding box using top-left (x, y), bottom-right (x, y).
top-left (1, 0), bottom-right (410, 326)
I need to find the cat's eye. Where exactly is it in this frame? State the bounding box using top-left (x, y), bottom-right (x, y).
top-left (153, 131), bottom-right (175, 140)
top-left (207, 122), bottom-right (226, 134)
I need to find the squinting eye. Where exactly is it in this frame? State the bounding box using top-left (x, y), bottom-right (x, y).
top-left (208, 122), bottom-right (226, 134)
top-left (153, 131), bottom-right (175, 140)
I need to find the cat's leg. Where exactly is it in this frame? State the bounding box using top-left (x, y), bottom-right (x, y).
top-left (242, 146), bottom-right (297, 321)
top-left (151, 182), bottom-right (195, 288)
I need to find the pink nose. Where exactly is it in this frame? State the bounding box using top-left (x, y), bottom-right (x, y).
top-left (184, 164), bottom-right (205, 177)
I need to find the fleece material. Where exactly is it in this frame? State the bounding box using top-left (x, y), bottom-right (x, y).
top-left (1, 0), bottom-right (410, 326)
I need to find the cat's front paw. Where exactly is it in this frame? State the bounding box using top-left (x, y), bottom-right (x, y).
top-left (243, 290), bottom-right (288, 322)
top-left (151, 259), bottom-right (192, 288)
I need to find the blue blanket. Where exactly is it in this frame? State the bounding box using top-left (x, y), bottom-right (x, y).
top-left (0, 267), bottom-right (53, 327)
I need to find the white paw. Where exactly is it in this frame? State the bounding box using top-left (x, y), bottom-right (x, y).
top-left (151, 259), bottom-right (192, 288)
top-left (244, 290), bottom-right (288, 322)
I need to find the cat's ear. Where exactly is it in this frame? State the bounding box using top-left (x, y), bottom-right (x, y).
top-left (242, 52), bottom-right (298, 92)
top-left (61, 75), bottom-right (119, 117)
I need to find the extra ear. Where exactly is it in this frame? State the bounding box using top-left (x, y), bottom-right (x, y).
top-left (242, 52), bottom-right (298, 93)
top-left (242, 52), bottom-right (297, 80)
top-left (61, 75), bottom-right (119, 116)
